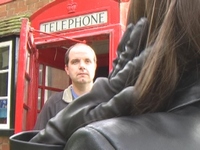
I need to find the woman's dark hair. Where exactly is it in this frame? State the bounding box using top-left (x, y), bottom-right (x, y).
top-left (128, 0), bottom-right (200, 114)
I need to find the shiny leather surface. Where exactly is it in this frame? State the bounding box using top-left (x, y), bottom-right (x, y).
top-left (64, 70), bottom-right (200, 150)
top-left (65, 104), bottom-right (200, 150)
top-left (9, 131), bottom-right (64, 150)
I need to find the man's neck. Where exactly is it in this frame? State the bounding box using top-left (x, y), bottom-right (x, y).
top-left (71, 83), bottom-right (93, 96)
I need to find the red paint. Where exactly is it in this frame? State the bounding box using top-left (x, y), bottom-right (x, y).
top-left (15, 19), bottom-right (39, 132)
top-left (15, 18), bottom-right (29, 133)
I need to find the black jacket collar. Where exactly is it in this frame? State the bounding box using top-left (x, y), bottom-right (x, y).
top-left (168, 70), bottom-right (200, 111)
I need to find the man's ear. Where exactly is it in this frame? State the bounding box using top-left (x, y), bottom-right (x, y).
top-left (65, 65), bottom-right (70, 75)
top-left (95, 63), bottom-right (97, 71)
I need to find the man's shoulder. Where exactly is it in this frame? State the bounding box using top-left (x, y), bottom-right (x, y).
top-left (50, 91), bottom-right (64, 98)
top-left (46, 91), bottom-right (65, 104)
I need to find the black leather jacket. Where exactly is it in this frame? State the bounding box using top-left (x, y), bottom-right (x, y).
top-left (65, 69), bottom-right (200, 150)
top-left (30, 48), bottom-right (200, 149)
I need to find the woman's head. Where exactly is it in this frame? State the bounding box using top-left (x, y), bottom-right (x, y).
top-left (127, 0), bottom-right (169, 41)
top-left (130, 0), bottom-right (200, 114)
top-left (128, 0), bottom-right (200, 49)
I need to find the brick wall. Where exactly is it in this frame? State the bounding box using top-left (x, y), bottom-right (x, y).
top-left (0, 0), bottom-right (54, 20)
top-left (0, 137), bottom-right (9, 150)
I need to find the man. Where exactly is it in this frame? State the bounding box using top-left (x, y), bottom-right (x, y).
top-left (34, 43), bottom-right (97, 130)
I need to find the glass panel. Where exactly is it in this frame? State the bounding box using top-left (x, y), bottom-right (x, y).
top-left (38, 64), bottom-right (43, 86)
top-left (22, 109), bottom-right (27, 131)
top-left (0, 46), bottom-right (9, 70)
top-left (44, 89), bottom-right (57, 103)
top-left (23, 80), bottom-right (29, 105)
top-left (37, 88), bottom-right (42, 110)
top-left (0, 72), bottom-right (8, 96)
top-left (0, 99), bottom-right (7, 124)
top-left (26, 52), bottom-right (30, 73)
top-left (45, 66), bottom-right (69, 89)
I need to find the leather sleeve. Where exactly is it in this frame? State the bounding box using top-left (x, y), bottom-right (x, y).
top-left (30, 84), bottom-right (135, 145)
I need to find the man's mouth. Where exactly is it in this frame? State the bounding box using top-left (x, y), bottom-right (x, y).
top-left (78, 73), bottom-right (88, 76)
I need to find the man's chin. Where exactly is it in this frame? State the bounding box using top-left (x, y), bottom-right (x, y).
top-left (77, 79), bottom-right (88, 83)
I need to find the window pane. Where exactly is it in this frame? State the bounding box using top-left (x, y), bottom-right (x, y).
top-left (45, 66), bottom-right (69, 89)
top-left (38, 65), bottom-right (43, 86)
top-left (0, 46), bottom-right (9, 70)
top-left (37, 88), bottom-right (42, 110)
top-left (0, 99), bottom-right (7, 124)
top-left (22, 109), bottom-right (27, 131)
top-left (24, 80), bottom-right (29, 105)
top-left (0, 73), bottom-right (8, 96)
top-left (26, 52), bottom-right (30, 73)
top-left (44, 89), bottom-right (57, 103)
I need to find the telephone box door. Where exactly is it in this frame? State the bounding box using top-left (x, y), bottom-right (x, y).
top-left (15, 18), bottom-right (38, 133)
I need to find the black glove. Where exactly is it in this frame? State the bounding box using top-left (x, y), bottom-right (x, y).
top-left (109, 17), bottom-right (148, 78)
top-left (30, 84), bottom-right (136, 145)
top-left (108, 23), bottom-right (134, 78)
top-left (108, 17), bottom-right (149, 92)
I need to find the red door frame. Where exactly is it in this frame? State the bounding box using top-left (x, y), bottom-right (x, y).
top-left (15, 18), bottom-right (28, 133)
top-left (15, 18), bottom-right (38, 133)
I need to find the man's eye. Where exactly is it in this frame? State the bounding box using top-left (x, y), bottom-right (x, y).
top-left (85, 59), bottom-right (91, 63)
top-left (71, 60), bottom-right (79, 64)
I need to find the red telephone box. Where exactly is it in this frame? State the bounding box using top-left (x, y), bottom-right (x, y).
top-left (15, 0), bottom-right (129, 133)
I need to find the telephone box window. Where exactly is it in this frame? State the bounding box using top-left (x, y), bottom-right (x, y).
top-left (0, 41), bottom-right (12, 129)
top-left (37, 65), bottom-right (69, 113)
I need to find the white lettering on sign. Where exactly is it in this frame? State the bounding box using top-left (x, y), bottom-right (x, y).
top-left (40, 11), bottom-right (108, 33)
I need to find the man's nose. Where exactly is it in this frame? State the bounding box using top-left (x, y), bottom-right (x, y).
top-left (79, 61), bottom-right (86, 69)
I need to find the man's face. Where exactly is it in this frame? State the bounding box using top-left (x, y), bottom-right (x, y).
top-left (65, 45), bottom-right (97, 85)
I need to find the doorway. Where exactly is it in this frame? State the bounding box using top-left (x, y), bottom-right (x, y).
top-left (36, 34), bottom-right (109, 114)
